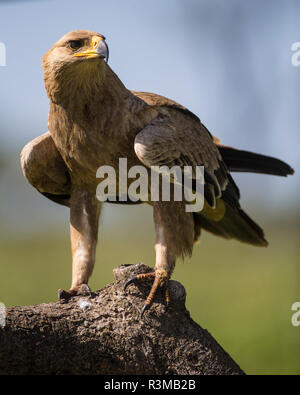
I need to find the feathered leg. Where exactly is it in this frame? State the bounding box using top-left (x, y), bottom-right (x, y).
top-left (125, 200), bottom-right (194, 316)
top-left (58, 188), bottom-right (102, 300)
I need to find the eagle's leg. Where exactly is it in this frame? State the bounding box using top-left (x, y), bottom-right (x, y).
top-left (139, 267), bottom-right (170, 316)
top-left (124, 269), bottom-right (170, 316)
top-left (138, 236), bottom-right (175, 316)
top-left (58, 188), bottom-right (102, 301)
top-left (125, 201), bottom-right (194, 316)
top-left (124, 271), bottom-right (156, 288)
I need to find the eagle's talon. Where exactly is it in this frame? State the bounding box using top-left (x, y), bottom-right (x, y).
top-left (124, 272), bottom-right (155, 291)
top-left (124, 276), bottom-right (138, 291)
top-left (140, 303), bottom-right (151, 317)
top-left (58, 288), bottom-right (69, 302)
top-left (79, 283), bottom-right (92, 296)
top-left (58, 283), bottom-right (91, 302)
top-left (124, 270), bottom-right (170, 316)
top-left (165, 286), bottom-right (171, 309)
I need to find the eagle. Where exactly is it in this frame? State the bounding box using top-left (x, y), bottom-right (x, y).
top-left (20, 30), bottom-right (294, 316)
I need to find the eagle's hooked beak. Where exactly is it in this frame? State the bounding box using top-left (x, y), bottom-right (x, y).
top-left (74, 36), bottom-right (109, 62)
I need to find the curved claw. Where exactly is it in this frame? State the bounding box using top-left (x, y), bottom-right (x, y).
top-left (165, 286), bottom-right (170, 310)
top-left (124, 272), bottom-right (155, 291)
top-left (124, 276), bottom-right (138, 291)
top-left (58, 283), bottom-right (91, 302)
top-left (140, 303), bottom-right (150, 318)
top-left (58, 288), bottom-right (68, 301)
top-left (124, 270), bottom-right (170, 317)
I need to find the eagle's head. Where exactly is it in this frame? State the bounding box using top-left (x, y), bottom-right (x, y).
top-left (42, 30), bottom-right (109, 105)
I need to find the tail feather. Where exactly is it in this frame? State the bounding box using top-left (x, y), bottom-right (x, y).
top-left (198, 202), bottom-right (268, 247)
top-left (218, 146), bottom-right (294, 177)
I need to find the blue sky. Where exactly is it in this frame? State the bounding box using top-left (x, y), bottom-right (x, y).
top-left (0, 0), bottom-right (299, 153)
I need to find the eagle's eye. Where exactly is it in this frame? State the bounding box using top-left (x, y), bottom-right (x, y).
top-left (68, 40), bottom-right (83, 50)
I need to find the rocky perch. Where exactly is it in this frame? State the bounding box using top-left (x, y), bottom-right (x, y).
top-left (0, 263), bottom-right (244, 375)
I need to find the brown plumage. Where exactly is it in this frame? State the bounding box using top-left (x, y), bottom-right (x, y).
top-left (20, 30), bottom-right (294, 314)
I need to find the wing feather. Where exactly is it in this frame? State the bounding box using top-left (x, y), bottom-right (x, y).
top-left (134, 117), bottom-right (229, 207)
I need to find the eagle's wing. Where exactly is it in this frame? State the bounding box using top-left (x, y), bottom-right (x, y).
top-left (134, 116), bottom-right (229, 208)
top-left (132, 91), bottom-right (294, 177)
top-left (20, 132), bottom-right (142, 207)
top-left (20, 132), bottom-right (71, 207)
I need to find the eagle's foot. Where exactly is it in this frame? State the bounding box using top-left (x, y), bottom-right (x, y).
top-left (58, 283), bottom-right (91, 302)
top-left (124, 269), bottom-right (170, 316)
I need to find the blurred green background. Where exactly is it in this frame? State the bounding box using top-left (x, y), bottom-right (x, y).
top-left (0, 0), bottom-right (300, 375)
